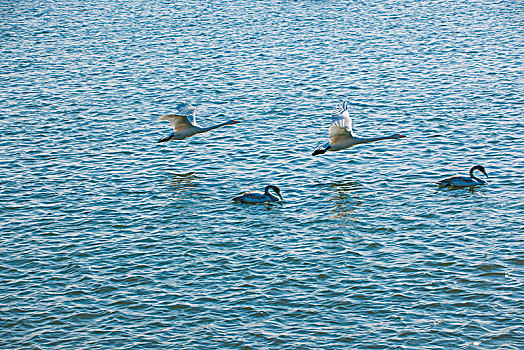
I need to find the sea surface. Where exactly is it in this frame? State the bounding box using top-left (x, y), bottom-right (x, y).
top-left (1, 0), bottom-right (523, 349)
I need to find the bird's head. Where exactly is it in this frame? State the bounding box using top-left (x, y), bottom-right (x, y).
top-left (228, 120), bottom-right (240, 125)
top-left (473, 165), bottom-right (488, 178)
top-left (396, 134), bottom-right (406, 139)
top-left (267, 185), bottom-right (283, 200)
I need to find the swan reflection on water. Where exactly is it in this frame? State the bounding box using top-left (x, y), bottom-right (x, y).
top-left (436, 184), bottom-right (485, 197)
top-left (320, 178), bottom-right (362, 220)
top-left (165, 171), bottom-right (199, 193)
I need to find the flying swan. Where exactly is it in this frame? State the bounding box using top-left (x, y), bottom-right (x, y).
top-left (158, 103), bottom-right (239, 142)
top-left (312, 101), bottom-right (405, 156)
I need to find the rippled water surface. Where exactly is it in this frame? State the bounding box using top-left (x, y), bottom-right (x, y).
top-left (1, 0), bottom-right (523, 348)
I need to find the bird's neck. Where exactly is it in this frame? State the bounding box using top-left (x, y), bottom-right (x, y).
top-left (202, 121), bottom-right (231, 132)
top-left (266, 192), bottom-right (279, 201)
top-left (264, 187), bottom-right (278, 200)
top-left (469, 169), bottom-right (482, 183)
top-left (354, 134), bottom-right (397, 144)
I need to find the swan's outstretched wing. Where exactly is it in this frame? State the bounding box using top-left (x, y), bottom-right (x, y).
top-left (158, 114), bottom-right (195, 132)
top-left (174, 103), bottom-right (197, 125)
top-left (328, 105), bottom-right (354, 144)
top-left (158, 103), bottom-right (198, 131)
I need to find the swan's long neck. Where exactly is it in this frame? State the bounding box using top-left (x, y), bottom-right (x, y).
top-left (354, 134), bottom-right (398, 145)
top-left (202, 121), bottom-right (232, 132)
top-left (267, 192), bottom-right (279, 201)
top-left (264, 186), bottom-right (279, 201)
top-left (469, 169), bottom-right (482, 183)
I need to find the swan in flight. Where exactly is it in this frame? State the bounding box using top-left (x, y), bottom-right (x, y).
top-left (312, 101), bottom-right (405, 156)
top-left (158, 103), bottom-right (240, 142)
top-left (232, 185), bottom-right (283, 204)
top-left (436, 165), bottom-right (488, 187)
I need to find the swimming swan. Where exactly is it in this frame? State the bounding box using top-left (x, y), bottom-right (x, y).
top-left (232, 185), bottom-right (283, 204)
top-left (436, 165), bottom-right (488, 187)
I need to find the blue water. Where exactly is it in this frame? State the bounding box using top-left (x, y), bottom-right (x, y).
top-left (1, 0), bottom-right (523, 348)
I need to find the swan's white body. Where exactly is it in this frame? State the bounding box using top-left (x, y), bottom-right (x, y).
top-left (158, 103), bottom-right (239, 142)
top-left (232, 185), bottom-right (283, 204)
top-left (313, 101), bottom-right (405, 156)
top-left (437, 165), bottom-right (488, 187)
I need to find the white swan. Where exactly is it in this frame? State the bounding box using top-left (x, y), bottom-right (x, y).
top-left (312, 101), bottom-right (405, 156)
top-left (436, 165), bottom-right (488, 187)
top-left (158, 103), bottom-right (239, 142)
top-left (232, 185), bottom-right (283, 204)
